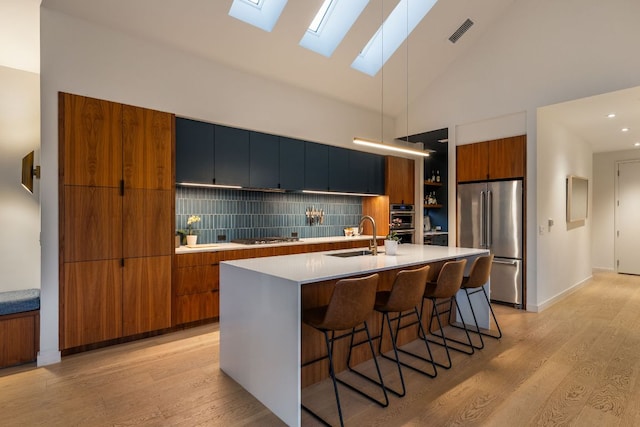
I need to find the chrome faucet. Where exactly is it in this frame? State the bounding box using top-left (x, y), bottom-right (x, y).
top-left (359, 215), bottom-right (377, 255)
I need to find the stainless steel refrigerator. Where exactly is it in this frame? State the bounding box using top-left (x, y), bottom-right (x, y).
top-left (457, 180), bottom-right (523, 307)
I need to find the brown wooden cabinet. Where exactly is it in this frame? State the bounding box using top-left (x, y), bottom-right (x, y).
top-left (122, 256), bottom-right (172, 336)
top-left (59, 92), bottom-right (174, 350)
top-left (174, 252), bottom-right (220, 325)
top-left (385, 156), bottom-right (415, 205)
top-left (123, 189), bottom-right (173, 258)
top-left (62, 260), bottom-right (123, 349)
top-left (456, 135), bottom-right (526, 182)
top-left (122, 105), bottom-right (174, 191)
top-left (61, 95), bottom-right (123, 187)
top-left (0, 310), bottom-right (40, 368)
top-left (63, 187), bottom-right (122, 262)
top-left (173, 239), bottom-right (384, 325)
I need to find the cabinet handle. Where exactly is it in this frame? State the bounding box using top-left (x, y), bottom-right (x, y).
top-left (120, 180), bottom-right (124, 196)
top-left (121, 258), bottom-right (125, 267)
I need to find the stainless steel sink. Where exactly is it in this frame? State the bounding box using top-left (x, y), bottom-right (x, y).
top-left (327, 250), bottom-right (378, 258)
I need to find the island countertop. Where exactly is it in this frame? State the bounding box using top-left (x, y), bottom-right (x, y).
top-left (221, 244), bottom-right (487, 285)
top-left (219, 243), bottom-right (489, 426)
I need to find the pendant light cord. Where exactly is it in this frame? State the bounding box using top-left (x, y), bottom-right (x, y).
top-left (406, 0), bottom-right (409, 143)
top-left (380, 0), bottom-right (384, 146)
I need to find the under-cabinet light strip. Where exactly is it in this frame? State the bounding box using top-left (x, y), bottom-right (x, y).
top-left (302, 190), bottom-right (380, 197)
top-left (177, 182), bottom-right (242, 189)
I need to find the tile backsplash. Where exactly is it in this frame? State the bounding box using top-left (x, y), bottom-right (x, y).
top-left (176, 187), bottom-right (363, 243)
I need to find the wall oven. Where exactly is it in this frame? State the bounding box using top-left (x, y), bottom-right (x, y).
top-left (390, 204), bottom-right (415, 244)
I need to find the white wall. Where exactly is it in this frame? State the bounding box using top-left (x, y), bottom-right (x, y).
top-left (39, 8), bottom-right (394, 364)
top-left (0, 1), bottom-right (41, 292)
top-left (536, 110), bottom-right (592, 310)
top-left (0, 0), bottom-right (40, 74)
top-left (592, 149), bottom-right (640, 270)
top-left (0, 66), bottom-right (41, 293)
top-left (397, 0), bottom-right (640, 309)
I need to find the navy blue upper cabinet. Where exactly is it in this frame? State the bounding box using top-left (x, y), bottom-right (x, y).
top-left (250, 131), bottom-right (279, 189)
top-left (328, 146), bottom-right (351, 192)
top-left (369, 153), bottom-right (385, 194)
top-left (304, 142), bottom-right (329, 191)
top-left (176, 118), bottom-right (385, 194)
top-left (214, 125), bottom-right (250, 187)
top-left (350, 150), bottom-right (385, 194)
top-left (279, 137), bottom-right (305, 191)
top-left (175, 118), bottom-right (214, 184)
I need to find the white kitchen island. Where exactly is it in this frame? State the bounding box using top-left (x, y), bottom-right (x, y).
top-left (219, 244), bottom-right (489, 426)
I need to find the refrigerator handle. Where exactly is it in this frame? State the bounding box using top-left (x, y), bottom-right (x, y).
top-left (493, 259), bottom-right (518, 265)
top-left (480, 190), bottom-right (486, 248)
top-left (487, 190), bottom-right (493, 247)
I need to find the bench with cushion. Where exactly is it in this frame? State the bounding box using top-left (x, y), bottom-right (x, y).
top-left (0, 289), bottom-right (40, 368)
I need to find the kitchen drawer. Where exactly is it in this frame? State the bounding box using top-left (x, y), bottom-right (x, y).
top-left (175, 252), bottom-right (219, 268)
top-left (175, 264), bottom-right (219, 295)
top-left (175, 291), bottom-right (219, 324)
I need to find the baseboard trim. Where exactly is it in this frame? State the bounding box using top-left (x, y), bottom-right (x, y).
top-left (528, 274), bottom-right (593, 313)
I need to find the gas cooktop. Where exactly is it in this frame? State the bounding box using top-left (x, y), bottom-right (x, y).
top-left (231, 237), bottom-right (300, 245)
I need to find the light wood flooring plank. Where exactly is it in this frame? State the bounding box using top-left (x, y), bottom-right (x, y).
top-left (2, 271), bottom-right (640, 426)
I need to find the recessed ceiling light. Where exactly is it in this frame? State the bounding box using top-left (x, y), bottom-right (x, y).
top-left (622, 128), bottom-right (630, 132)
top-left (607, 113), bottom-right (616, 118)
top-left (635, 142), bottom-right (640, 147)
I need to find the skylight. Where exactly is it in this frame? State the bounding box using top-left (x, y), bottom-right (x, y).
top-left (308, 0), bottom-right (334, 33)
top-left (299, 0), bottom-right (369, 58)
top-left (228, 0), bottom-right (288, 32)
top-left (351, 0), bottom-right (438, 76)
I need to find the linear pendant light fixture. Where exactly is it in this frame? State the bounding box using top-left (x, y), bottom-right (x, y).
top-left (353, 137), bottom-right (430, 156)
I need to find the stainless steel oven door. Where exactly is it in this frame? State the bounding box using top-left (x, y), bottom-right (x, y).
top-left (394, 229), bottom-right (414, 244)
top-left (390, 204), bottom-right (415, 230)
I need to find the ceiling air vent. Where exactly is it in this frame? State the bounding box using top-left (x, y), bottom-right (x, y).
top-left (449, 18), bottom-right (474, 43)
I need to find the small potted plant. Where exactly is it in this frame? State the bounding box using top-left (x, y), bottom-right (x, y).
top-left (185, 215), bottom-right (201, 246)
top-left (385, 218), bottom-right (402, 255)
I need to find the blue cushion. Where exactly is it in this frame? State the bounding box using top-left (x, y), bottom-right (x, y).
top-left (0, 289), bottom-right (40, 316)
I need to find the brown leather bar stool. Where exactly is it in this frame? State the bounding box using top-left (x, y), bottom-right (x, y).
top-left (451, 254), bottom-right (502, 349)
top-left (301, 273), bottom-right (388, 427)
top-left (419, 259), bottom-right (473, 369)
top-left (374, 265), bottom-right (436, 397)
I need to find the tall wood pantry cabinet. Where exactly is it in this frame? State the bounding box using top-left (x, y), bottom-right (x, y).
top-left (59, 93), bottom-right (175, 350)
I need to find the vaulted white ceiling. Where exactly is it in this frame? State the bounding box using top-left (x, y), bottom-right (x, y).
top-left (7, 1), bottom-right (640, 153)
top-left (40, 0), bottom-right (516, 117)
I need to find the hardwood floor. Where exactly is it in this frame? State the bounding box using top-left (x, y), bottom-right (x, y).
top-left (2, 270), bottom-right (640, 426)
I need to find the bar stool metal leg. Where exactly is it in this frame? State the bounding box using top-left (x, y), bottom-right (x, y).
top-left (384, 307), bottom-right (437, 396)
top-left (343, 322), bottom-right (389, 407)
top-left (448, 254), bottom-right (502, 343)
top-left (372, 264), bottom-right (435, 397)
top-left (426, 296), bottom-right (475, 356)
top-left (442, 290), bottom-right (485, 351)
